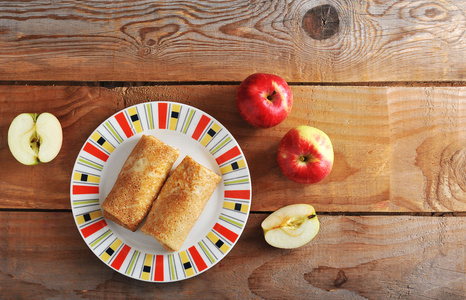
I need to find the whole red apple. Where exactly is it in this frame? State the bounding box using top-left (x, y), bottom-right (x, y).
top-left (277, 125), bottom-right (334, 184)
top-left (236, 73), bottom-right (293, 128)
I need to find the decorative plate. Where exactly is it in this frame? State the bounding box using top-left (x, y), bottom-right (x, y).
top-left (70, 102), bottom-right (252, 282)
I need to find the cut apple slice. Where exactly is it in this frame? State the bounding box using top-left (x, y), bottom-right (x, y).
top-left (8, 113), bottom-right (63, 165)
top-left (261, 204), bottom-right (320, 249)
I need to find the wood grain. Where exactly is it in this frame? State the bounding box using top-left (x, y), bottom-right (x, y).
top-left (0, 85), bottom-right (123, 209)
top-left (0, 0), bottom-right (464, 82)
top-left (0, 212), bottom-right (464, 299)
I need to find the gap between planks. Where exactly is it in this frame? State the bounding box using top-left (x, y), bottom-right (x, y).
top-left (0, 81), bottom-right (465, 88)
top-left (1, 208), bottom-right (464, 217)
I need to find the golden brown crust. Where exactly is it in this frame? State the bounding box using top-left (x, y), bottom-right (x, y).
top-left (141, 155), bottom-right (222, 252)
top-left (101, 135), bottom-right (180, 232)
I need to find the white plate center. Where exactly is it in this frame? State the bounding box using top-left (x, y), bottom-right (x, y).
top-left (99, 129), bottom-right (224, 254)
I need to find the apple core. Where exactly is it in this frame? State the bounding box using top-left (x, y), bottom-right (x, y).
top-left (281, 216), bottom-right (306, 230)
top-left (30, 133), bottom-right (40, 156)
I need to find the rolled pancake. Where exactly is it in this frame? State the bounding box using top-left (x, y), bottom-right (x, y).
top-left (141, 155), bottom-right (222, 252)
top-left (102, 134), bottom-right (180, 232)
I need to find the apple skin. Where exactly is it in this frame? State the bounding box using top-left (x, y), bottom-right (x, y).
top-left (236, 73), bottom-right (293, 128)
top-left (277, 125), bottom-right (334, 184)
top-left (262, 204), bottom-right (320, 249)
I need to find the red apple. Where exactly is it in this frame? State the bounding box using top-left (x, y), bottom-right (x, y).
top-left (277, 125), bottom-right (334, 184)
top-left (236, 73), bottom-right (293, 128)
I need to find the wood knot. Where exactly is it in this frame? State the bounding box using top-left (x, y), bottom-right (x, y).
top-left (138, 46), bottom-right (152, 57)
top-left (304, 266), bottom-right (349, 291)
top-left (418, 138), bottom-right (466, 211)
top-left (436, 143), bottom-right (466, 210)
top-left (398, 1), bottom-right (465, 43)
top-left (334, 269), bottom-right (348, 287)
top-left (302, 5), bottom-right (339, 40)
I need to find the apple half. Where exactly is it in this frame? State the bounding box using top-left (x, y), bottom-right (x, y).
top-left (262, 204), bottom-right (320, 249)
top-left (8, 113), bottom-right (63, 165)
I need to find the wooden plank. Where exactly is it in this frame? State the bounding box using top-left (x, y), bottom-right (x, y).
top-left (0, 212), bottom-right (464, 298)
top-left (122, 85), bottom-right (466, 212)
top-left (0, 85), bottom-right (123, 209)
top-left (0, 0), bottom-right (464, 82)
top-left (2, 85), bottom-right (465, 212)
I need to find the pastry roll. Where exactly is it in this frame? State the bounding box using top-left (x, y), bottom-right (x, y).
top-left (141, 155), bottom-right (222, 252)
top-left (102, 134), bottom-right (180, 231)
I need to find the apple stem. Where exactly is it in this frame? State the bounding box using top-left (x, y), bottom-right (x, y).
top-left (267, 90), bottom-right (276, 101)
top-left (308, 214), bottom-right (316, 219)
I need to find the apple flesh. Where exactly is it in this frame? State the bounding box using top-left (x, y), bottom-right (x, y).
top-left (236, 73), bottom-right (293, 128)
top-left (262, 204), bottom-right (319, 249)
top-left (8, 113), bottom-right (63, 165)
top-left (277, 125), bottom-right (334, 184)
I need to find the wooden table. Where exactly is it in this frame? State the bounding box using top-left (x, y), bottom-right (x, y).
top-left (1, 1), bottom-right (465, 298)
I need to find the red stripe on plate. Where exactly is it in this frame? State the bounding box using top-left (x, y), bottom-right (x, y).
top-left (158, 103), bottom-right (168, 129)
top-left (81, 219), bottom-right (107, 238)
top-left (72, 185), bottom-right (99, 195)
top-left (192, 114), bottom-right (210, 141)
top-left (111, 244), bottom-right (131, 270)
top-left (83, 142), bottom-right (109, 162)
top-left (189, 246), bottom-right (207, 272)
top-left (224, 190), bottom-right (251, 200)
top-left (213, 223), bottom-right (238, 243)
top-left (115, 111), bottom-right (133, 138)
top-left (154, 255), bottom-right (164, 281)
top-left (215, 146), bottom-right (241, 165)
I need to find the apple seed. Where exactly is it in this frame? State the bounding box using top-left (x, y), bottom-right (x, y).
top-left (29, 131), bottom-right (41, 153)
